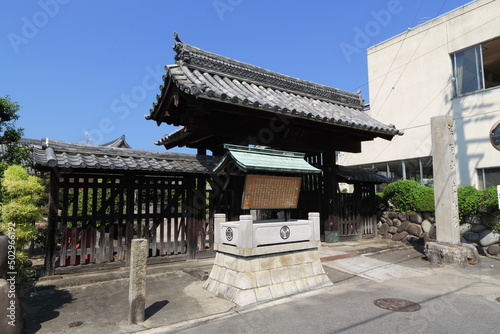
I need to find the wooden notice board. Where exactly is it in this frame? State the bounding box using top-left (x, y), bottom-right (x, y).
top-left (242, 175), bottom-right (301, 209)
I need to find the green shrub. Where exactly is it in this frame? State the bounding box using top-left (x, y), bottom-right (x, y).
top-left (414, 186), bottom-right (435, 212)
top-left (457, 186), bottom-right (479, 218)
top-left (477, 187), bottom-right (499, 214)
top-left (382, 180), bottom-right (498, 222)
top-left (382, 180), bottom-right (422, 212)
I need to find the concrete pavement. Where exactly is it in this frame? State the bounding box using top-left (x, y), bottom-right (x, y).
top-left (22, 238), bottom-right (500, 333)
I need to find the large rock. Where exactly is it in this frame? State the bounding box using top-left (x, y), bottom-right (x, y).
top-left (464, 215), bottom-right (482, 225)
top-left (409, 212), bottom-right (423, 224)
top-left (397, 212), bottom-right (408, 221)
top-left (470, 224), bottom-right (488, 234)
top-left (388, 226), bottom-right (398, 234)
top-left (459, 223), bottom-right (472, 235)
top-left (379, 223), bottom-right (389, 236)
top-left (481, 214), bottom-right (498, 228)
top-left (397, 221), bottom-right (411, 233)
top-left (422, 220), bottom-right (433, 233)
top-left (407, 223), bottom-right (422, 237)
top-left (420, 232), bottom-right (430, 243)
top-left (392, 231), bottom-right (409, 241)
top-left (424, 241), bottom-right (480, 267)
top-left (487, 245), bottom-right (500, 256)
top-left (462, 231), bottom-right (480, 243)
top-left (479, 229), bottom-right (500, 247)
top-left (392, 218), bottom-right (402, 228)
top-left (429, 224), bottom-right (436, 239)
top-left (386, 211), bottom-right (398, 219)
top-left (423, 212), bottom-right (435, 223)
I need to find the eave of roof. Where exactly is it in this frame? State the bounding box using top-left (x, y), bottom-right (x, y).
top-left (32, 137), bottom-right (220, 174)
top-left (214, 144), bottom-right (321, 174)
top-left (336, 165), bottom-right (390, 184)
top-left (147, 39), bottom-right (403, 143)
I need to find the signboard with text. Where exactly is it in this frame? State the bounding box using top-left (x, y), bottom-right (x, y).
top-left (242, 175), bottom-right (301, 209)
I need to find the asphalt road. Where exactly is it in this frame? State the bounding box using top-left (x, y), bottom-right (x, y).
top-left (163, 250), bottom-right (500, 334)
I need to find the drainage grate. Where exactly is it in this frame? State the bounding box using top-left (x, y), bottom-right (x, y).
top-left (374, 298), bottom-right (421, 312)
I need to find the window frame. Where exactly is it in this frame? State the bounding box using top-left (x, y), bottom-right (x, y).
top-left (452, 37), bottom-right (500, 97)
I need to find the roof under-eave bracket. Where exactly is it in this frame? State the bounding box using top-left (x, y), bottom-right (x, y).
top-left (214, 144), bottom-right (321, 174)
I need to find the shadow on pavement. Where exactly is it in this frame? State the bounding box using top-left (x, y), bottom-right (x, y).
top-left (145, 299), bottom-right (169, 320)
top-left (22, 286), bottom-right (73, 334)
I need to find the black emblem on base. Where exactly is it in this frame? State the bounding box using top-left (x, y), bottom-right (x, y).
top-left (280, 225), bottom-right (290, 240)
top-left (226, 227), bottom-right (234, 241)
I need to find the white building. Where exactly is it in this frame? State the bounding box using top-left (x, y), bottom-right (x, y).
top-left (343, 0), bottom-right (500, 189)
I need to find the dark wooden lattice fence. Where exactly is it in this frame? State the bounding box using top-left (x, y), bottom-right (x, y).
top-left (46, 172), bottom-right (211, 273)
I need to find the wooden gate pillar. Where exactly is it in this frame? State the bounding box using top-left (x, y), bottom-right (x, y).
top-left (45, 169), bottom-right (59, 276)
top-left (186, 176), bottom-right (197, 260)
top-left (323, 150), bottom-right (338, 235)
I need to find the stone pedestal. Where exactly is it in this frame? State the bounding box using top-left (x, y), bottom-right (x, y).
top-left (204, 213), bottom-right (332, 306)
top-left (204, 244), bottom-right (331, 306)
top-left (424, 241), bottom-right (480, 267)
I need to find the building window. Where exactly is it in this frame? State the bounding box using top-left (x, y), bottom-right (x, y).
top-left (478, 167), bottom-right (500, 189)
top-left (452, 37), bottom-right (500, 96)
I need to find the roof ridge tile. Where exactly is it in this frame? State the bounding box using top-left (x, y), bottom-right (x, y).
top-left (173, 42), bottom-right (363, 108)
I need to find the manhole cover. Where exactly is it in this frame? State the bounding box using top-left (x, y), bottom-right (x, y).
top-left (374, 298), bottom-right (421, 312)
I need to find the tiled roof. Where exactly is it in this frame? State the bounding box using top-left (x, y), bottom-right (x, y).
top-left (101, 135), bottom-right (132, 148)
top-left (214, 144), bottom-right (321, 174)
top-left (336, 165), bottom-right (390, 184)
top-left (31, 137), bottom-right (219, 174)
top-left (147, 40), bottom-right (402, 147)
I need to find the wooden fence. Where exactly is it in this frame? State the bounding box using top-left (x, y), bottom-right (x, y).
top-left (48, 173), bottom-right (210, 271)
top-left (336, 184), bottom-right (378, 239)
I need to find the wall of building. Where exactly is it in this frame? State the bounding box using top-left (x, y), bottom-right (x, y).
top-left (344, 0), bottom-right (500, 187)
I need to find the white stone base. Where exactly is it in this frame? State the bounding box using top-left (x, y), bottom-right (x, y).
top-left (203, 246), bottom-right (332, 306)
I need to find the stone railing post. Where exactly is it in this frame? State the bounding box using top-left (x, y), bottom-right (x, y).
top-left (214, 213), bottom-right (226, 244)
top-left (238, 215), bottom-right (254, 248)
top-left (309, 212), bottom-right (320, 241)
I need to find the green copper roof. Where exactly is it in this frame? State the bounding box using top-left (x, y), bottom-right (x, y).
top-left (213, 144), bottom-right (321, 174)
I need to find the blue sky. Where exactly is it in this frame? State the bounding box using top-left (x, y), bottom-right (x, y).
top-left (1, 0), bottom-right (473, 153)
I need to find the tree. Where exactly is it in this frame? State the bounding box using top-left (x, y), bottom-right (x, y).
top-left (0, 95), bottom-right (29, 173)
top-left (0, 165), bottom-right (43, 291)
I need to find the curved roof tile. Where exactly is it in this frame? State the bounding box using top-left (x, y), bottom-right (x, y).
top-left (147, 40), bottom-right (403, 146)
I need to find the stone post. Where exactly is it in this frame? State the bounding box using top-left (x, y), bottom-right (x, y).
top-left (431, 115), bottom-right (460, 244)
top-left (238, 215), bottom-right (254, 249)
top-left (309, 212), bottom-right (320, 241)
top-left (214, 213), bottom-right (226, 244)
top-left (128, 239), bottom-right (148, 324)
